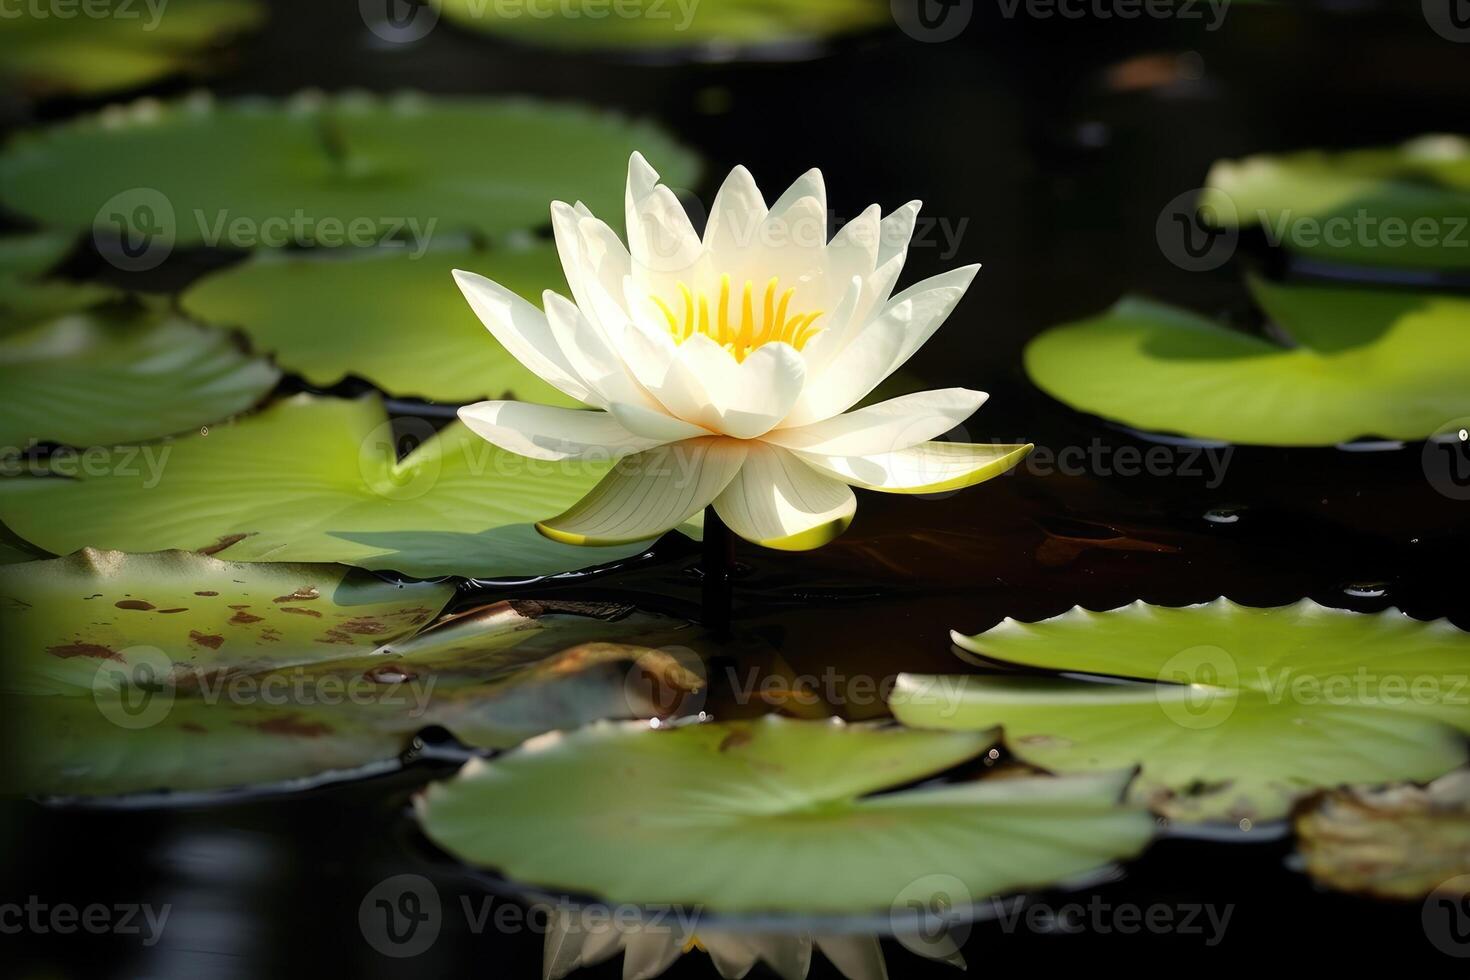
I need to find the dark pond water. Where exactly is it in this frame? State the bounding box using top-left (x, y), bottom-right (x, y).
top-left (3, 1), bottom-right (1469, 975)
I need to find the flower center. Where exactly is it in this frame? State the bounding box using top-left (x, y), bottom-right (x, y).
top-left (651, 274), bottom-right (824, 362)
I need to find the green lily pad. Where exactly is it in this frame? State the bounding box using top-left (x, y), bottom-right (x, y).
top-left (417, 717), bottom-right (1154, 914)
top-left (1023, 279), bottom-right (1470, 445)
top-left (891, 599), bottom-right (1470, 824)
top-left (1294, 770), bottom-right (1470, 900)
top-left (0, 0), bottom-right (263, 97)
top-left (432, 0), bottom-right (889, 51)
top-left (0, 304), bottom-right (281, 449)
top-left (181, 244), bottom-right (574, 404)
top-left (0, 92), bottom-right (699, 248)
top-left (0, 234), bottom-right (118, 335)
top-left (1200, 135), bottom-right (1470, 269)
top-left (0, 550), bottom-right (704, 797)
top-left (0, 394), bottom-right (667, 578)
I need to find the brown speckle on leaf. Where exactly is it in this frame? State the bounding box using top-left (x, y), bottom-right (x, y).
top-left (338, 617), bottom-right (388, 635)
top-left (198, 533), bottom-right (254, 556)
top-left (244, 715), bottom-right (334, 737)
top-left (316, 629), bottom-right (354, 645)
top-left (273, 587), bottom-right (320, 604)
top-left (157, 608), bottom-right (188, 614)
top-left (719, 729), bottom-right (753, 752)
top-left (47, 643), bottom-right (122, 661)
top-left (194, 591), bottom-right (220, 597)
top-left (229, 610), bottom-right (264, 625)
top-left (180, 721), bottom-right (207, 734)
top-left (115, 599), bottom-right (155, 611)
top-left (280, 606), bottom-right (322, 618)
top-left (189, 631), bottom-right (225, 650)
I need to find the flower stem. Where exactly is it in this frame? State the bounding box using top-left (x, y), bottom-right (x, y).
top-left (700, 505), bottom-right (734, 633)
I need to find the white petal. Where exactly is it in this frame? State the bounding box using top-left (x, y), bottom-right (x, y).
top-left (766, 389), bottom-right (987, 457)
top-left (713, 443), bottom-right (856, 551)
top-left (769, 168), bottom-right (826, 220)
top-left (699, 934), bottom-right (762, 980)
top-left (812, 936), bottom-right (888, 980)
top-left (780, 311), bottom-right (908, 427)
top-left (453, 270), bottom-right (594, 405)
top-left (458, 401), bottom-right (663, 461)
top-left (550, 201), bottom-right (632, 331)
top-left (543, 291), bottom-right (657, 410)
top-left (741, 935), bottom-right (813, 980)
top-left (710, 342), bottom-right (807, 440)
top-left (625, 153), bottom-right (702, 279)
top-left (878, 199), bottom-right (922, 269)
top-left (538, 438), bottom-right (747, 546)
top-left (827, 204), bottom-right (882, 284)
top-left (607, 401), bottom-right (711, 442)
top-left (796, 441), bottom-right (1031, 493)
top-left (621, 932), bottom-right (683, 980)
top-left (884, 264), bottom-right (980, 372)
top-left (704, 165), bottom-right (768, 257)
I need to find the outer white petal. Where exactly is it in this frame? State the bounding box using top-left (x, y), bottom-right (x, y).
top-left (768, 167), bottom-right (826, 220)
top-left (542, 291), bottom-right (657, 411)
top-left (457, 401), bottom-right (664, 461)
top-left (704, 164), bottom-right (768, 258)
top-left (878, 199), bottom-right (922, 270)
top-left (698, 934), bottom-right (763, 980)
top-left (537, 437), bottom-right (747, 546)
top-left (766, 388), bottom-right (987, 457)
top-left (796, 440), bottom-right (1032, 494)
top-left (621, 931), bottom-right (683, 980)
top-left (826, 204), bottom-right (882, 286)
top-left (550, 201), bottom-right (632, 331)
top-left (714, 442), bottom-right (856, 551)
top-left (884, 264), bottom-right (981, 372)
top-left (453, 269), bottom-right (594, 406)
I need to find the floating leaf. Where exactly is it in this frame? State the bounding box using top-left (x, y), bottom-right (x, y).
top-left (417, 717), bottom-right (1153, 914)
top-left (0, 93), bottom-right (699, 247)
top-left (0, 550), bottom-right (702, 796)
top-left (0, 394), bottom-right (670, 578)
top-left (432, 0), bottom-right (889, 51)
top-left (1294, 770), bottom-right (1470, 899)
top-left (1023, 279), bottom-right (1470, 445)
top-left (0, 304), bottom-right (280, 449)
top-left (891, 600), bottom-right (1470, 823)
top-left (181, 244), bottom-right (574, 404)
top-left (0, 0), bottom-right (263, 97)
top-left (0, 234), bottom-right (117, 335)
top-left (1201, 135), bottom-right (1470, 269)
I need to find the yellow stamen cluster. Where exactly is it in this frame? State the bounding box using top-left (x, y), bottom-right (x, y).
top-left (651, 274), bottom-right (824, 362)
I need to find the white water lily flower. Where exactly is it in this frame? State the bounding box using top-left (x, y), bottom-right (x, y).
top-left (456, 154), bottom-right (1031, 551)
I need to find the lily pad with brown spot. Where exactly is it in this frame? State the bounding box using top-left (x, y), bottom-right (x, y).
top-left (0, 551), bottom-right (703, 798)
top-left (1294, 770), bottom-right (1470, 899)
top-left (890, 599), bottom-right (1470, 824)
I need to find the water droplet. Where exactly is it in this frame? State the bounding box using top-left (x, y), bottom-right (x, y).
top-left (1343, 582), bottom-right (1388, 599)
top-left (1203, 507), bottom-right (1242, 525)
top-left (364, 663), bottom-right (414, 684)
top-left (1238, 818), bottom-right (1253, 832)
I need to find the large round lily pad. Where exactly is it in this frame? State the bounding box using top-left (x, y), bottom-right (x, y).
top-left (181, 244), bottom-right (574, 404)
top-left (432, 0), bottom-right (889, 51)
top-left (0, 93), bottom-right (698, 248)
top-left (1200, 135), bottom-right (1470, 270)
top-left (0, 394), bottom-right (669, 579)
top-left (1023, 278), bottom-right (1470, 445)
top-left (0, 304), bottom-right (280, 449)
top-left (891, 599), bottom-right (1470, 823)
top-left (417, 716), bottom-right (1153, 915)
top-left (0, 549), bottom-right (703, 797)
top-left (0, 0), bottom-right (263, 97)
